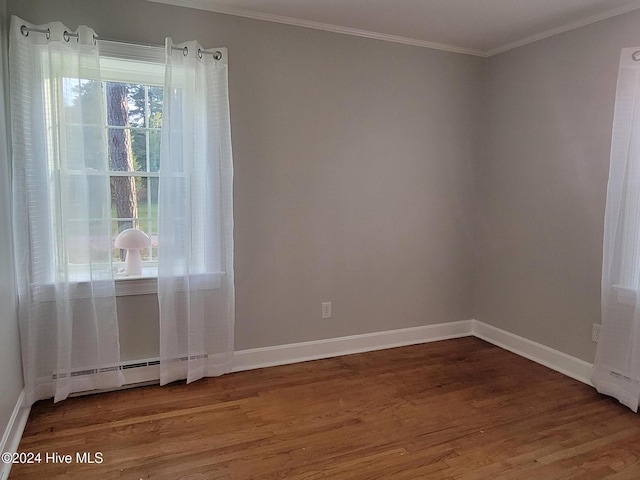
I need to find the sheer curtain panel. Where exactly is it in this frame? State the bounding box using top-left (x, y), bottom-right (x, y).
top-left (158, 39), bottom-right (234, 385)
top-left (10, 17), bottom-right (122, 404)
top-left (593, 47), bottom-right (640, 412)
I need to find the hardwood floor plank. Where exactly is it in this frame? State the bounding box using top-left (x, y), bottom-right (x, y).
top-left (9, 337), bottom-right (640, 479)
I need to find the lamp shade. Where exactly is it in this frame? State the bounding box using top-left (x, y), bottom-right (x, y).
top-left (114, 228), bottom-right (151, 275)
top-left (115, 228), bottom-right (151, 250)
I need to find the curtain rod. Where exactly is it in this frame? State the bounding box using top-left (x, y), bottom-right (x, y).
top-left (20, 25), bottom-right (222, 60)
top-left (20, 25), bottom-right (90, 43)
top-left (170, 45), bottom-right (222, 60)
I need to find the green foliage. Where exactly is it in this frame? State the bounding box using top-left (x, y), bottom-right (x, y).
top-left (69, 80), bottom-right (163, 173)
top-left (127, 84), bottom-right (163, 174)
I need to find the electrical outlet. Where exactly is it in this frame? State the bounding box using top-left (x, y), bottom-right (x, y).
top-left (321, 302), bottom-right (332, 319)
top-left (592, 324), bottom-right (601, 343)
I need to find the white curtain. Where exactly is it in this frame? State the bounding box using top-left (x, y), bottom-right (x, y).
top-left (593, 47), bottom-right (640, 412)
top-left (158, 39), bottom-right (234, 385)
top-left (10, 17), bottom-right (122, 405)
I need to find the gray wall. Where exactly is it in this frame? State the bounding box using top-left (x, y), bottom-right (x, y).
top-left (475, 11), bottom-right (640, 362)
top-left (0, 0), bottom-right (24, 446)
top-left (7, 0), bottom-right (483, 355)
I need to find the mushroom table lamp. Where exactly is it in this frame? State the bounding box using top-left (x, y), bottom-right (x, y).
top-left (114, 228), bottom-right (151, 275)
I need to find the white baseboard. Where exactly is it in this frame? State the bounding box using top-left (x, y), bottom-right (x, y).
top-left (472, 321), bottom-right (593, 385)
top-left (232, 319), bottom-right (594, 387)
top-left (0, 390), bottom-right (30, 480)
top-left (232, 319), bottom-right (475, 372)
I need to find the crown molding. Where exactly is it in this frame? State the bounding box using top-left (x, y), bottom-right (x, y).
top-left (145, 0), bottom-right (487, 57)
top-left (147, 0), bottom-right (640, 58)
top-left (487, 0), bottom-right (640, 56)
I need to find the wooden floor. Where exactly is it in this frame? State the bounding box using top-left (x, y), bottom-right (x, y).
top-left (9, 337), bottom-right (640, 479)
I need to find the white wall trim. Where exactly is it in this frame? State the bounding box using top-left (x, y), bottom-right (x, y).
top-left (486, 1), bottom-right (640, 56)
top-left (146, 0), bottom-right (487, 57)
top-left (0, 390), bottom-right (30, 480)
top-left (232, 320), bottom-right (474, 372)
top-left (472, 321), bottom-right (594, 385)
top-left (146, 0), bottom-right (640, 58)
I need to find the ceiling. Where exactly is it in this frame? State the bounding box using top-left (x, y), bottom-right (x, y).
top-left (148, 0), bottom-right (640, 56)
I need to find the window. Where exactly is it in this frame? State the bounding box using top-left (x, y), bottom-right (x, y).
top-left (33, 40), bottom-right (224, 294)
top-left (102, 46), bottom-right (166, 280)
top-left (64, 42), bottom-right (166, 284)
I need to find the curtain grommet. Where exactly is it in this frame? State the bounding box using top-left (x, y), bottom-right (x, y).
top-left (63, 31), bottom-right (70, 42)
top-left (183, 46), bottom-right (188, 56)
top-left (633, 51), bottom-right (640, 62)
top-left (197, 48), bottom-right (203, 59)
top-left (19, 25), bottom-right (51, 40)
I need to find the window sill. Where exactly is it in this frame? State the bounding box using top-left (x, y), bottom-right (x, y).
top-left (612, 284), bottom-right (637, 307)
top-left (115, 270), bottom-right (224, 296)
top-left (114, 265), bottom-right (158, 296)
top-left (32, 271), bottom-right (224, 302)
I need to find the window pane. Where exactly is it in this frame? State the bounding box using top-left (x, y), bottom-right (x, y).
top-left (105, 82), bottom-right (133, 127)
top-left (111, 219), bottom-right (124, 264)
top-left (149, 130), bottom-right (161, 172)
top-left (127, 84), bottom-right (146, 128)
top-left (62, 128), bottom-right (105, 171)
top-left (149, 177), bottom-right (159, 210)
top-left (131, 129), bottom-right (147, 171)
top-left (62, 175), bottom-right (109, 221)
top-left (68, 220), bottom-right (111, 265)
top-left (110, 175), bottom-right (138, 229)
top-left (149, 86), bottom-right (163, 128)
top-left (86, 176), bottom-right (110, 220)
top-left (147, 177), bottom-right (159, 261)
top-left (109, 177), bottom-right (156, 229)
top-left (62, 78), bottom-right (106, 171)
top-left (136, 176), bottom-right (149, 228)
top-left (107, 128), bottom-right (135, 172)
top-left (63, 78), bottom-right (102, 123)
